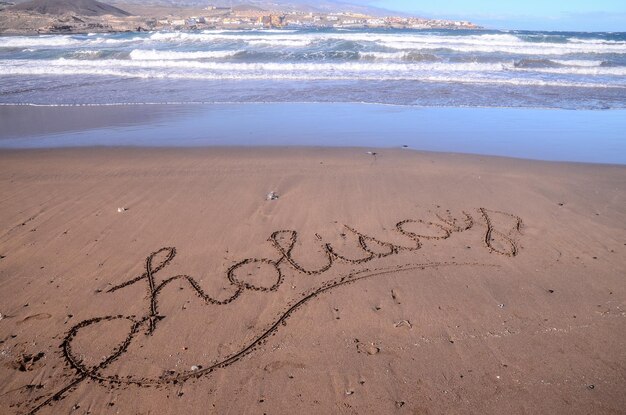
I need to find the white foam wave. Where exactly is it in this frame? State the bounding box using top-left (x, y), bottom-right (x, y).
top-left (552, 59), bottom-right (604, 67)
top-left (18, 58), bottom-right (504, 73)
top-left (201, 29), bottom-right (298, 34)
top-left (8, 32), bottom-right (624, 57)
top-left (3, 58), bottom-right (625, 85)
top-left (87, 37), bottom-right (144, 45)
top-left (246, 39), bottom-right (312, 47)
top-left (380, 39), bottom-right (626, 55)
top-left (568, 38), bottom-right (626, 45)
top-left (0, 36), bottom-right (81, 48)
top-left (2, 63), bottom-right (621, 89)
top-left (359, 51), bottom-right (411, 60)
top-left (129, 49), bottom-right (242, 60)
top-left (144, 31), bottom-right (626, 55)
top-left (73, 50), bottom-right (102, 56)
top-left (514, 66), bottom-right (626, 76)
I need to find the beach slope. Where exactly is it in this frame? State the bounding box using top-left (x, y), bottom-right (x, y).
top-left (0, 147), bottom-right (624, 414)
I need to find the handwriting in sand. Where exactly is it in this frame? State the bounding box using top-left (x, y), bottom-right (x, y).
top-left (24, 208), bottom-right (522, 414)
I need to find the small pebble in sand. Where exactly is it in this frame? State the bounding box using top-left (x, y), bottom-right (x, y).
top-left (366, 345), bottom-right (380, 355)
top-left (394, 320), bottom-right (412, 329)
top-left (190, 365), bottom-right (200, 371)
top-left (117, 207), bottom-right (128, 213)
top-left (498, 304), bottom-right (505, 308)
top-left (266, 192), bottom-right (279, 201)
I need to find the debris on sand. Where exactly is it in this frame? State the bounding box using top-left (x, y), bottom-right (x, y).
top-left (394, 320), bottom-right (412, 329)
top-left (266, 191), bottom-right (279, 201)
top-left (117, 207), bottom-right (128, 213)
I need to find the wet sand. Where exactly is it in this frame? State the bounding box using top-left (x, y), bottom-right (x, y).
top-left (0, 147), bottom-right (624, 414)
top-left (2, 104), bottom-right (626, 164)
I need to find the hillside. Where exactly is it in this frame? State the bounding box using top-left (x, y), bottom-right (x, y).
top-left (10, 0), bottom-right (131, 16)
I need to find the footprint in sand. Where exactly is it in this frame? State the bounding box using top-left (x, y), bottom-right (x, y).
top-left (17, 313), bottom-right (52, 325)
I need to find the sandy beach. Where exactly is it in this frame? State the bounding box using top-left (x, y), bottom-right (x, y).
top-left (0, 147), bottom-right (624, 414)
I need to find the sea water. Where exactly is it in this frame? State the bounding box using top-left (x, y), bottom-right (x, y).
top-left (1, 28), bottom-right (625, 108)
top-left (1, 28), bottom-right (625, 163)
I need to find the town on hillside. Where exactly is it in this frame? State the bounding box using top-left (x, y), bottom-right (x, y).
top-left (0, 0), bottom-right (481, 34)
top-left (154, 5), bottom-right (479, 31)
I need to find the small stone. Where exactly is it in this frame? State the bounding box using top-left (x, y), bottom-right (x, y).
top-left (366, 345), bottom-right (380, 355)
top-left (498, 304), bottom-right (505, 308)
top-left (191, 365), bottom-right (199, 371)
top-left (117, 207), bottom-right (128, 213)
top-left (266, 192), bottom-right (279, 201)
top-left (588, 384), bottom-right (595, 390)
top-left (394, 320), bottom-right (412, 329)
top-left (395, 401), bottom-right (405, 408)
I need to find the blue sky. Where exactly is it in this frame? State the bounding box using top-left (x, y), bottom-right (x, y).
top-left (367, 0), bottom-right (626, 31)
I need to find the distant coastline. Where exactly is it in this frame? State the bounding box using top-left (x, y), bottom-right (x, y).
top-left (0, 1), bottom-right (481, 35)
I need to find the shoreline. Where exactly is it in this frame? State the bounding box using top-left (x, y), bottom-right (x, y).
top-left (2, 103), bottom-right (626, 165)
top-left (2, 145), bottom-right (626, 169)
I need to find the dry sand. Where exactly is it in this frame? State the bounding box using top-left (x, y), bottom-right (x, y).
top-left (0, 147), bottom-right (624, 414)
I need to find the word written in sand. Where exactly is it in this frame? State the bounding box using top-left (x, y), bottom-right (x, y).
top-left (25, 208), bottom-right (522, 414)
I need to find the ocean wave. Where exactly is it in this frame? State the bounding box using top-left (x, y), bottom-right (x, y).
top-left (515, 66), bottom-right (626, 76)
top-left (513, 58), bottom-right (605, 68)
top-left (9, 58), bottom-right (505, 72)
top-left (358, 51), bottom-right (439, 61)
top-left (201, 29), bottom-right (298, 34)
top-left (552, 59), bottom-right (605, 67)
top-left (129, 49), bottom-right (243, 60)
top-left (6, 32), bottom-right (626, 58)
top-left (69, 50), bottom-right (105, 59)
top-left (2, 64), bottom-right (622, 89)
top-left (245, 39), bottom-right (312, 47)
top-left (0, 35), bottom-right (146, 49)
top-left (0, 36), bottom-right (81, 48)
top-left (3, 58), bottom-right (625, 82)
top-left (380, 40), bottom-right (626, 55)
top-left (568, 38), bottom-right (626, 45)
top-left (121, 32), bottom-right (626, 56)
